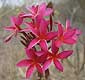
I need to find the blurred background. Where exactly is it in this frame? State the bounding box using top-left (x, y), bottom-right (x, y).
top-left (0, 0), bottom-right (85, 80)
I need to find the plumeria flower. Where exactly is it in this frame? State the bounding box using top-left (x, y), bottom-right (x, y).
top-left (4, 15), bottom-right (23, 42)
top-left (16, 48), bottom-right (44, 78)
top-left (21, 3), bottom-right (53, 20)
top-left (43, 40), bottom-right (73, 71)
top-left (26, 19), bottom-right (57, 51)
top-left (54, 20), bottom-right (81, 47)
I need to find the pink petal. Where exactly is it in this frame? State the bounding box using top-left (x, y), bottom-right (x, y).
top-left (44, 8), bottom-right (53, 16)
top-left (63, 38), bottom-right (76, 44)
top-left (53, 59), bottom-right (63, 72)
top-left (38, 3), bottom-right (46, 17)
top-left (4, 26), bottom-right (15, 31)
top-left (55, 40), bottom-right (62, 47)
top-left (51, 40), bottom-right (59, 53)
top-left (16, 59), bottom-right (32, 67)
top-left (66, 19), bottom-right (71, 30)
top-left (16, 16), bottom-right (23, 25)
top-left (4, 33), bottom-right (14, 42)
top-left (25, 22), bottom-right (39, 36)
top-left (38, 54), bottom-right (48, 63)
top-left (28, 38), bottom-right (40, 49)
top-left (27, 5), bottom-right (36, 14)
top-left (46, 32), bottom-right (57, 41)
top-left (36, 63), bottom-right (43, 74)
top-left (39, 40), bottom-right (48, 52)
top-left (75, 28), bottom-right (81, 36)
top-left (35, 51), bottom-right (44, 56)
top-left (10, 16), bottom-right (16, 26)
top-left (25, 48), bottom-right (36, 59)
top-left (10, 16), bottom-right (22, 26)
top-left (43, 58), bottom-right (52, 71)
top-left (20, 13), bottom-right (33, 18)
top-left (58, 50), bottom-right (73, 59)
top-left (57, 23), bottom-right (64, 37)
top-left (39, 19), bottom-right (48, 35)
top-left (64, 29), bottom-right (76, 39)
top-left (26, 65), bottom-right (35, 78)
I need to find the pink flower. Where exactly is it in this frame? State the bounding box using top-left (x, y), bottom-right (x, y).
top-left (21, 3), bottom-right (53, 20)
top-left (4, 15), bottom-right (23, 42)
top-left (43, 40), bottom-right (73, 71)
top-left (55, 20), bottom-right (81, 47)
top-left (16, 48), bottom-right (44, 78)
top-left (26, 19), bottom-right (57, 51)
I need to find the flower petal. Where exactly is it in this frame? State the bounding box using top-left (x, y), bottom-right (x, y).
top-left (38, 3), bottom-right (46, 18)
top-left (26, 65), bottom-right (35, 78)
top-left (16, 59), bottom-right (32, 67)
top-left (4, 33), bottom-right (14, 42)
top-left (63, 38), bottom-right (76, 44)
top-left (58, 50), bottom-right (73, 59)
top-left (53, 59), bottom-right (63, 72)
top-left (4, 26), bottom-right (15, 31)
top-left (44, 8), bottom-right (53, 16)
top-left (51, 40), bottom-right (59, 53)
top-left (39, 40), bottom-right (48, 52)
top-left (25, 22), bottom-right (39, 36)
top-left (10, 16), bottom-right (16, 26)
top-left (36, 63), bottom-right (43, 74)
top-left (46, 32), bottom-right (57, 41)
top-left (57, 23), bottom-right (64, 37)
top-left (35, 51), bottom-right (45, 56)
top-left (38, 54), bottom-right (48, 63)
top-left (43, 58), bottom-right (52, 71)
top-left (25, 48), bottom-right (36, 59)
top-left (28, 38), bottom-right (40, 49)
top-left (55, 40), bottom-right (62, 47)
top-left (64, 29), bottom-right (76, 39)
top-left (66, 19), bottom-right (71, 30)
top-left (39, 19), bottom-right (48, 35)
top-left (20, 13), bottom-right (33, 18)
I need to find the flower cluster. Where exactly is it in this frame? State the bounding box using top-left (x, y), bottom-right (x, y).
top-left (4, 3), bottom-right (81, 78)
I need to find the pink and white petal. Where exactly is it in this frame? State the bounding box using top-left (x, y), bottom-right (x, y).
top-left (36, 63), bottom-right (43, 74)
top-left (63, 38), bottom-right (76, 44)
top-left (4, 26), bottom-right (15, 31)
top-left (44, 8), bottom-right (53, 16)
top-left (16, 59), bottom-right (32, 67)
top-left (20, 13), bottom-right (33, 18)
top-left (66, 19), bottom-right (71, 30)
top-left (55, 40), bottom-right (62, 48)
top-left (43, 58), bottom-right (52, 71)
top-left (53, 59), bottom-right (63, 72)
top-left (51, 40), bottom-right (59, 53)
top-left (46, 32), bottom-right (57, 41)
top-left (35, 51), bottom-right (45, 56)
top-left (58, 50), bottom-right (73, 59)
top-left (4, 33), bottom-right (14, 43)
top-left (26, 65), bottom-right (35, 78)
top-left (28, 38), bottom-right (40, 49)
top-left (39, 40), bottom-right (48, 52)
